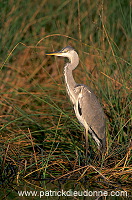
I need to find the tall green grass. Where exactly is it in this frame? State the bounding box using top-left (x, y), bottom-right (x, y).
top-left (0, 0), bottom-right (131, 196)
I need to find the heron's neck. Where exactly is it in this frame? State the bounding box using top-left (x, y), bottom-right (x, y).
top-left (64, 63), bottom-right (76, 87)
top-left (64, 51), bottom-right (79, 87)
top-left (69, 51), bottom-right (79, 71)
top-left (64, 62), bottom-right (77, 104)
top-left (63, 51), bottom-right (79, 104)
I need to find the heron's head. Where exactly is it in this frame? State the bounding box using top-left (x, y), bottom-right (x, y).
top-left (46, 46), bottom-right (79, 63)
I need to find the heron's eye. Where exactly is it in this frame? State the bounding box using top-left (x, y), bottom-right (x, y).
top-left (62, 50), bottom-right (68, 53)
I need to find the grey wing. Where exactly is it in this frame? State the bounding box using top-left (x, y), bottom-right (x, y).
top-left (76, 85), bottom-right (106, 140)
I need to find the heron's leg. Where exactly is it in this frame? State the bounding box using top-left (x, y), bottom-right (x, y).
top-left (84, 127), bottom-right (89, 158)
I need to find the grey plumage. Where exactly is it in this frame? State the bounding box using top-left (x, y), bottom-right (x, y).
top-left (46, 46), bottom-right (106, 154)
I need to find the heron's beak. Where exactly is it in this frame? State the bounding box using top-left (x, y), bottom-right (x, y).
top-left (46, 50), bottom-right (63, 56)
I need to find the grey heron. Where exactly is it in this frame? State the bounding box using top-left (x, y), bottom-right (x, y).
top-left (46, 46), bottom-right (106, 156)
